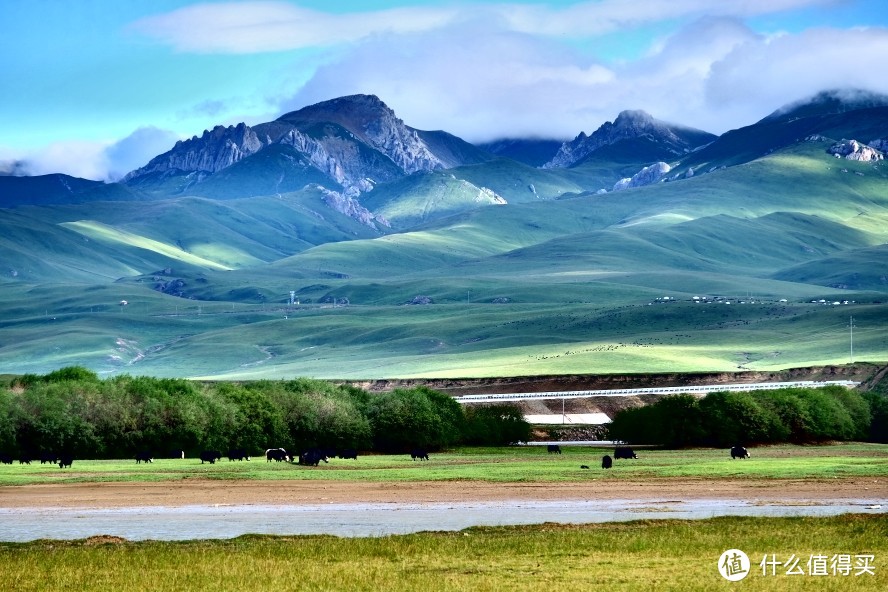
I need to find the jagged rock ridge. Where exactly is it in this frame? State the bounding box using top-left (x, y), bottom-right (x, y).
top-left (124, 95), bottom-right (486, 196)
top-left (121, 95), bottom-right (494, 228)
top-left (123, 123), bottom-right (263, 181)
top-left (543, 110), bottom-right (715, 169)
top-left (276, 94), bottom-right (447, 174)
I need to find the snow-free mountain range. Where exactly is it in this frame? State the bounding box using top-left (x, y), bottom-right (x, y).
top-left (1, 89), bottom-right (887, 378)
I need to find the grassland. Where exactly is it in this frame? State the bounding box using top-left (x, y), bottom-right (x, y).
top-left (0, 284), bottom-right (884, 378)
top-left (1, 141), bottom-right (887, 378)
top-left (1, 516), bottom-right (885, 591)
top-left (1, 444), bottom-right (886, 487)
top-left (2, 446), bottom-right (886, 590)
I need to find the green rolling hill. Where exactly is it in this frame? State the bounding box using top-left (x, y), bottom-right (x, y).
top-left (0, 91), bottom-right (886, 378)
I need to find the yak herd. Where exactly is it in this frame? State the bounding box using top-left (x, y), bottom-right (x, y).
top-left (0, 445), bottom-right (435, 468)
top-left (0, 452), bottom-right (74, 468)
top-left (0, 445), bottom-right (752, 469)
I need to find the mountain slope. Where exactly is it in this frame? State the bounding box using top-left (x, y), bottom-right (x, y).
top-left (0, 174), bottom-right (146, 206)
top-left (125, 95), bottom-right (492, 200)
top-left (543, 110), bottom-right (716, 169)
top-left (476, 138), bottom-right (564, 167)
top-left (675, 90), bottom-right (888, 175)
top-left (773, 244), bottom-right (888, 291)
top-left (2, 90), bottom-right (888, 377)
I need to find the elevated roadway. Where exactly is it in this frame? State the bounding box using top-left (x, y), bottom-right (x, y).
top-left (453, 380), bottom-right (860, 404)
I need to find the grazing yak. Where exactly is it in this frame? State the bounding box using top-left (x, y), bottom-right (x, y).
top-left (0, 453), bottom-right (12, 465)
top-left (200, 450), bottom-right (222, 464)
top-left (265, 448), bottom-right (289, 462)
top-left (547, 444), bottom-right (562, 454)
top-left (614, 446), bottom-right (637, 460)
top-left (338, 448), bottom-right (358, 460)
top-left (227, 448), bottom-right (250, 461)
top-left (58, 455), bottom-right (74, 469)
top-left (299, 448), bottom-right (330, 466)
top-left (731, 445), bottom-right (750, 459)
top-left (40, 452), bottom-right (58, 465)
top-left (410, 448), bottom-right (429, 461)
top-left (601, 455), bottom-right (613, 469)
top-left (135, 451), bottom-right (153, 464)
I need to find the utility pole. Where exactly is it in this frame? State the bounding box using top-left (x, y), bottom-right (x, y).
top-left (850, 316), bottom-right (855, 364)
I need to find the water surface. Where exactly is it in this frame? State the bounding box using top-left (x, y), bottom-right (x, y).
top-left (1, 498), bottom-right (884, 542)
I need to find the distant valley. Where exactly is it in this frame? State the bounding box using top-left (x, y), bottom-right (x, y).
top-left (1, 90), bottom-right (886, 379)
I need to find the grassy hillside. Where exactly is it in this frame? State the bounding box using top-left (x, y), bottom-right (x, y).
top-left (182, 144), bottom-right (338, 199)
top-left (3, 189), bottom-right (383, 284)
top-left (676, 106), bottom-right (888, 173)
top-left (1, 136), bottom-right (887, 378)
top-left (0, 174), bottom-right (146, 206)
top-left (360, 171), bottom-right (508, 228)
top-left (773, 244), bottom-right (888, 290)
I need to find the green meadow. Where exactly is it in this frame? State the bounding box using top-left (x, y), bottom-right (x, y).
top-left (1, 141), bottom-right (887, 378)
top-left (1, 516), bottom-right (885, 591)
top-left (1, 444), bottom-right (886, 487)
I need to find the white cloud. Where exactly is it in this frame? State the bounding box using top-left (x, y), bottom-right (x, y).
top-left (12, 141), bottom-right (112, 180)
top-left (280, 25), bottom-right (619, 141)
top-left (278, 17), bottom-right (888, 140)
top-left (131, 0), bottom-right (839, 53)
top-left (104, 127), bottom-right (181, 180)
top-left (2, 127), bottom-right (180, 181)
top-left (130, 2), bottom-right (458, 53)
top-left (705, 27), bottom-right (888, 123)
top-left (498, 0), bottom-right (841, 37)
top-left (10, 0), bottom-right (884, 179)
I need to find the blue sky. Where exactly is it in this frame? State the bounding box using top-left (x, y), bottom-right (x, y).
top-left (2, 0), bottom-right (887, 179)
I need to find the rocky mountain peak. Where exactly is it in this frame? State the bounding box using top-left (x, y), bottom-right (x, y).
top-left (278, 94), bottom-right (396, 130)
top-left (543, 110), bottom-right (713, 169)
top-left (125, 122), bottom-right (265, 181)
top-left (613, 109), bottom-right (656, 128)
top-left (278, 94), bottom-right (445, 175)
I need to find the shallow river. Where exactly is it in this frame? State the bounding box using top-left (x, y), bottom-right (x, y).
top-left (1, 498), bottom-right (884, 542)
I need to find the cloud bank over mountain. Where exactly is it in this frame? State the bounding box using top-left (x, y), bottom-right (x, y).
top-left (1, 127), bottom-right (179, 181)
top-left (5, 0), bottom-right (887, 180)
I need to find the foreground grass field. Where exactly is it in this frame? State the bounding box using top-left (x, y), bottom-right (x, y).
top-left (1, 515), bottom-right (885, 591)
top-left (1, 443), bottom-right (886, 487)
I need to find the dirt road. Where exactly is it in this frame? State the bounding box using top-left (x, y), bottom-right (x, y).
top-left (3, 477), bottom-right (885, 509)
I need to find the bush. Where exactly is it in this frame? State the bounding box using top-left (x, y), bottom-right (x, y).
top-left (13, 381), bottom-right (100, 457)
top-left (862, 391), bottom-right (888, 443)
top-left (217, 383), bottom-right (287, 454)
top-left (264, 379), bottom-right (371, 451)
top-left (610, 386), bottom-right (878, 447)
top-left (368, 387), bottom-right (464, 451)
top-left (607, 405), bottom-right (660, 445)
top-left (698, 391), bottom-right (779, 446)
top-left (462, 404), bottom-right (531, 445)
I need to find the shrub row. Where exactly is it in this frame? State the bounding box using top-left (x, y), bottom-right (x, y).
top-left (608, 386), bottom-right (888, 448)
top-left (0, 368), bottom-right (530, 458)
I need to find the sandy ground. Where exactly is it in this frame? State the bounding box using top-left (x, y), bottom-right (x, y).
top-left (2, 478), bottom-right (885, 509)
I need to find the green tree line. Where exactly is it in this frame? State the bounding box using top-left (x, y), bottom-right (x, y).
top-left (0, 368), bottom-right (530, 458)
top-left (608, 386), bottom-right (888, 448)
